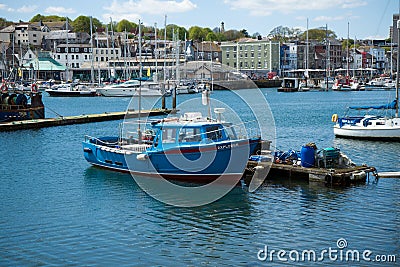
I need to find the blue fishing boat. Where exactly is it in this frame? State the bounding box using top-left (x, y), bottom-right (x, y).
top-left (82, 110), bottom-right (261, 182)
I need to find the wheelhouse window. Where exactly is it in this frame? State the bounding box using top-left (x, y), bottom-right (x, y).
top-left (162, 128), bottom-right (177, 143)
top-left (178, 127), bottom-right (201, 143)
top-left (205, 125), bottom-right (224, 141)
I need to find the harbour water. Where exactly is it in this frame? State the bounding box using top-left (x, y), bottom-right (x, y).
top-left (0, 89), bottom-right (399, 266)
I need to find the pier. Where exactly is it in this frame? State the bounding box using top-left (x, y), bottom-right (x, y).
top-left (245, 161), bottom-right (377, 186)
top-left (0, 109), bottom-right (174, 131)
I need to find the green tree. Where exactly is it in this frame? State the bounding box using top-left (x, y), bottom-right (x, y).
top-left (341, 39), bottom-right (354, 50)
top-left (268, 26), bottom-right (293, 41)
top-left (30, 14), bottom-right (66, 22)
top-left (0, 17), bottom-right (12, 28)
top-left (240, 29), bottom-right (250, 38)
top-left (188, 26), bottom-right (204, 41)
top-left (300, 28), bottom-right (337, 41)
top-left (206, 31), bottom-right (217, 41)
top-left (223, 29), bottom-right (244, 41)
top-left (116, 19), bottom-right (137, 33)
top-left (71, 16), bottom-right (102, 34)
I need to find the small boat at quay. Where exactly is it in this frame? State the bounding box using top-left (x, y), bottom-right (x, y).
top-left (82, 109), bottom-right (261, 182)
top-left (96, 80), bottom-right (164, 97)
top-left (0, 82), bottom-right (45, 122)
top-left (46, 83), bottom-right (97, 97)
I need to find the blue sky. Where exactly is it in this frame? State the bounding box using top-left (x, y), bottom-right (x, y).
top-left (0, 0), bottom-right (398, 40)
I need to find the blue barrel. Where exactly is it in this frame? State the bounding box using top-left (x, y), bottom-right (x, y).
top-left (301, 145), bottom-right (315, 167)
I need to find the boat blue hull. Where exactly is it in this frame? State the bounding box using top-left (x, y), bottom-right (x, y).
top-left (83, 138), bottom-right (260, 182)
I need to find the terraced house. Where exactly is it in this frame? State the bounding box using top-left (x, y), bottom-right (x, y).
top-left (220, 38), bottom-right (281, 78)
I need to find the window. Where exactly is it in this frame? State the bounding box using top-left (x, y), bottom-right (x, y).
top-left (178, 127), bottom-right (201, 143)
top-left (65, 48), bottom-right (68, 52)
top-left (162, 128), bottom-right (177, 143)
top-left (85, 55), bottom-right (88, 60)
top-left (57, 48), bottom-right (60, 52)
top-left (76, 63), bottom-right (79, 68)
top-left (84, 48), bottom-right (87, 52)
top-left (206, 126), bottom-right (223, 141)
top-left (76, 55), bottom-right (79, 60)
top-left (57, 55), bottom-right (60, 59)
top-left (226, 53), bottom-right (229, 59)
top-left (72, 55), bottom-right (74, 59)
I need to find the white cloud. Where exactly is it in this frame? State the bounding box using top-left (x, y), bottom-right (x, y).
top-left (44, 6), bottom-right (76, 15)
top-left (103, 0), bottom-right (197, 20)
top-left (314, 16), bottom-right (345, 22)
top-left (0, 4), bottom-right (7, 10)
top-left (16, 5), bottom-right (37, 13)
top-left (224, 0), bottom-right (367, 16)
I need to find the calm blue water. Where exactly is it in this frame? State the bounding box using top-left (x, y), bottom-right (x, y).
top-left (0, 89), bottom-right (399, 266)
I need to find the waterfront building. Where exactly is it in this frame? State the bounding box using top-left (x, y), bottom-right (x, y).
top-left (220, 38), bottom-right (280, 77)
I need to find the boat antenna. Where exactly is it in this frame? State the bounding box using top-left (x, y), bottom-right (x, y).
top-left (396, 20), bottom-right (399, 117)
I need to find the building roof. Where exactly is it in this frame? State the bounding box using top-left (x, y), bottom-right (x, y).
top-left (25, 52), bottom-right (66, 71)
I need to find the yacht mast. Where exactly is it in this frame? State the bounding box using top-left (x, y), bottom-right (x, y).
top-left (90, 16), bottom-right (94, 84)
top-left (138, 19), bottom-right (143, 142)
top-left (65, 17), bottom-right (69, 82)
top-left (396, 20), bottom-right (399, 118)
top-left (346, 22), bottom-right (349, 78)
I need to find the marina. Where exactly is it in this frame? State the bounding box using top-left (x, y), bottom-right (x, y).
top-left (0, 88), bottom-right (399, 266)
top-left (1, 4), bottom-right (399, 266)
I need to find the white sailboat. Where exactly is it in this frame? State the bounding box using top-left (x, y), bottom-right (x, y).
top-left (332, 20), bottom-right (400, 140)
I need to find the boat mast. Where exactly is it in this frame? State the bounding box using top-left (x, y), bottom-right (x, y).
top-left (346, 22), bottom-right (349, 78)
top-left (154, 22), bottom-right (158, 82)
top-left (325, 24), bottom-right (328, 91)
top-left (138, 19), bottom-right (143, 141)
top-left (163, 15), bottom-right (167, 85)
top-left (396, 20), bottom-right (399, 118)
top-left (65, 17), bottom-right (69, 82)
top-left (90, 16), bottom-right (95, 84)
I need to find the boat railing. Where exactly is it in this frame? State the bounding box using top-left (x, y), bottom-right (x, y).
top-left (121, 144), bottom-right (152, 152)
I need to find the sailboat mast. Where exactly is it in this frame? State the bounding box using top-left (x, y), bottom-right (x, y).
top-left (138, 20), bottom-right (143, 141)
top-left (65, 17), bottom-right (69, 82)
top-left (346, 22), bottom-right (349, 78)
top-left (90, 16), bottom-right (94, 84)
top-left (396, 20), bottom-right (399, 118)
